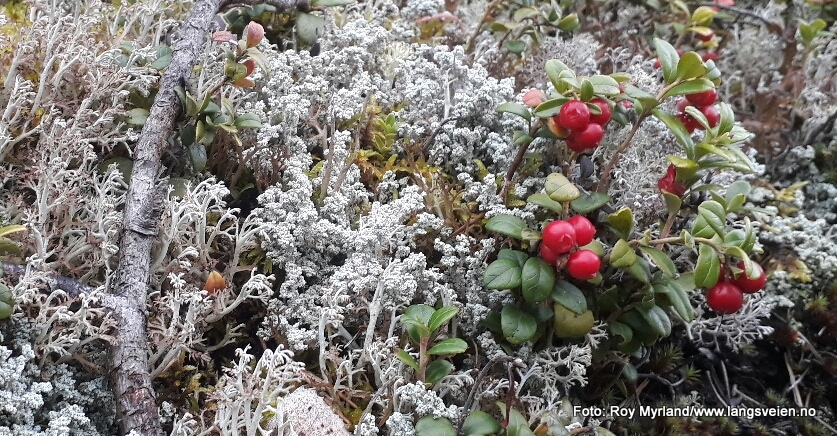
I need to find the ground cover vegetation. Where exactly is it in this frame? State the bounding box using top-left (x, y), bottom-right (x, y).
top-left (1, 0), bottom-right (837, 434)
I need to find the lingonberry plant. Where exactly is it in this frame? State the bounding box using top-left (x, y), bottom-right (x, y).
top-left (487, 36), bottom-right (762, 353)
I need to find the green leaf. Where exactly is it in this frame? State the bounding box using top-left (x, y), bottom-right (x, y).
top-left (588, 74), bottom-right (621, 95)
top-left (311, 0), bottom-right (353, 6)
top-left (692, 200), bottom-right (727, 238)
top-left (126, 108), bottom-right (149, 126)
top-left (499, 404), bottom-right (537, 436)
top-left (427, 338), bottom-right (468, 355)
top-left (609, 321), bottom-right (633, 345)
top-left (626, 257), bottom-right (652, 284)
top-left (415, 416), bottom-right (456, 436)
top-left (545, 59), bottom-right (572, 92)
top-left (403, 304), bottom-right (435, 342)
top-left (610, 239), bottom-right (637, 268)
top-left (425, 359), bottom-right (454, 384)
top-left (234, 113), bottom-right (262, 129)
top-left (653, 38), bottom-right (680, 84)
top-left (636, 304), bottom-right (672, 337)
top-left (557, 13), bottom-right (579, 32)
top-left (662, 191), bottom-right (683, 216)
top-left (396, 349), bottom-right (419, 371)
top-left (580, 79), bottom-right (594, 102)
top-left (485, 215), bottom-right (527, 239)
top-left (496, 102), bottom-right (531, 122)
top-left (0, 224), bottom-right (26, 238)
top-left (296, 12), bottom-right (326, 45)
top-left (0, 237), bottom-right (22, 256)
top-left (533, 97), bottom-right (570, 118)
top-left (653, 109), bottom-right (695, 159)
top-left (428, 306), bottom-right (459, 332)
top-left (483, 259), bottom-right (522, 290)
top-left (676, 52), bottom-right (707, 80)
top-left (571, 192), bottom-right (610, 214)
top-left (551, 280), bottom-right (587, 314)
top-left (544, 173), bottom-right (580, 202)
top-left (640, 246), bottom-right (678, 277)
top-left (694, 243), bottom-right (721, 288)
top-left (662, 78), bottom-right (715, 99)
top-left (667, 155), bottom-right (700, 181)
top-left (717, 102), bottom-right (735, 135)
top-left (607, 207), bottom-right (634, 239)
top-left (462, 411), bottom-right (501, 436)
top-left (521, 257), bottom-right (555, 303)
top-left (506, 40), bottom-right (526, 55)
top-left (724, 180), bottom-right (751, 212)
top-left (501, 305), bottom-right (537, 344)
top-left (188, 142), bottom-right (207, 172)
top-left (150, 49), bottom-right (172, 70)
top-left (497, 249), bottom-right (529, 269)
top-left (526, 193), bottom-right (563, 214)
top-left (654, 280), bottom-right (695, 322)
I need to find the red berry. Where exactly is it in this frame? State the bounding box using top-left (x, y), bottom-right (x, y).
top-left (676, 98), bottom-right (691, 113)
top-left (658, 164), bottom-right (686, 197)
top-left (696, 29), bottom-right (715, 42)
top-left (686, 88), bottom-right (717, 107)
top-left (588, 98), bottom-right (612, 126)
top-left (654, 58), bottom-right (662, 69)
top-left (700, 105), bottom-right (720, 127)
top-left (730, 261), bottom-right (766, 294)
top-left (540, 242), bottom-right (559, 265)
top-left (620, 100), bottom-right (633, 110)
top-left (566, 249), bottom-right (601, 280)
top-left (567, 123), bottom-right (604, 149)
top-left (565, 136), bottom-right (587, 153)
top-left (542, 220), bottom-right (576, 254)
top-left (567, 216), bottom-right (596, 246)
top-left (558, 100), bottom-right (591, 131)
top-left (706, 282), bottom-right (744, 314)
top-left (676, 112), bottom-right (701, 133)
top-left (702, 52), bottom-right (718, 62)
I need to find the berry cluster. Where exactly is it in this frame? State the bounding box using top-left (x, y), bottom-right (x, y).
top-left (675, 89), bottom-right (719, 133)
top-left (706, 261), bottom-right (766, 314)
top-left (540, 216), bottom-right (601, 280)
top-left (552, 99), bottom-right (611, 152)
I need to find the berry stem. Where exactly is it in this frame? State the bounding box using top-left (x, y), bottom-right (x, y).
top-left (500, 119), bottom-right (543, 201)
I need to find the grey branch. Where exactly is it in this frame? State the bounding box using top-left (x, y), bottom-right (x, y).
top-left (0, 260), bottom-right (96, 297)
top-left (106, 0), bottom-right (225, 435)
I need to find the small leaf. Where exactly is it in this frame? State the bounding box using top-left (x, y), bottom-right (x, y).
top-left (533, 97), bottom-right (570, 118)
top-left (501, 305), bottom-right (538, 344)
top-left (551, 280), bottom-right (587, 313)
top-left (396, 349), bottom-right (419, 371)
top-left (653, 109), bottom-right (695, 159)
top-left (403, 304), bottom-right (435, 342)
top-left (296, 12), bottom-right (325, 45)
top-left (609, 321), bottom-right (633, 345)
top-left (662, 191), bottom-right (683, 216)
top-left (234, 113), bottom-right (262, 129)
top-left (483, 259), bottom-right (522, 290)
top-left (571, 192), bottom-right (610, 213)
top-left (610, 239), bottom-right (637, 268)
top-left (676, 52), bottom-right (707, 80)
top-left (497, 249), bottom-right (529, 269)
top-left (0, 224), bottom-right (26, 238)
top-left (521, 257), bottom-right (555, 303)
top-left (639, 246), bottom-right (678, 277)
top-left (545, 59), bottom-right (572, 92)
top-left (654, 280), bottom-right (695, 322)
top-left (607, 207), bottom-right (634, 239)
top-left (126, 108), bottom-right (150, 126)
top-left (544, 173), bottom-right (580, 202)
top-left (694, 243), bottom-right (721, 288)
top-left (506, 40), bottom-right (526, 55)
top-left (527, 193), bottom-right (563, 214)
top-left (428, 306), bottom-right (459, 332)
top-left (496, 102), bottom-right (531, 121)
top-left (588, 74), bottom-right (621, 95)
top-left (415, 415), bottom-right (456, 436)
top-left (188, 142), bottom-right (207, 172)
top-left (662, 78), bottom-right (715, 99)
top-left (553, 304), bottom-right (595, 338)
top-left (653, 38), bottom-right (680, 84)
top-left (636, 304), bottom-right (672, 337)
top-left (462, 411), bottom-right (501, 436)
top-left (692, 200), bottom-right (727, 238)
top-left (427, 338), bottom-right (468, 355)
top-left (485, 215), bottom-right (527, 239)
top-left (580, 79), bottom-right (594, 101)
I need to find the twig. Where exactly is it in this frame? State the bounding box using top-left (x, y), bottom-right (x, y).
top-left (694, 3), bottom-right (784, 33)
top-left (0, 260), bottom-right (96, 298)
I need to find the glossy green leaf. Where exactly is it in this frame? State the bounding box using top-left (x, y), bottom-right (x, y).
top-left (428, 306), bottom-right (459, 332)
top-left (662, 78), bottom-right (714, 99)
top-left (609, 321), bottom-right (633, 345)
top-left (653, 109), bottom-right (695, 159)
top-left (425, 359), bottom-right (455, 384)
top-left (427, 338), bottom-right (468, 355)
top-left (296, 12), bottom-right (325, 45)
top-left (188, 142), bottom-right (207, 172)
top-left (571, 192), bottom-right (610, 213)
top-left (544, 173), bottom-right (580, 202)
top-left (662, 191), bottom-right (683, 216)
top-left (126, 108), bottom-right (149, 126)
top-left (497, 249), bottom-right (529, 269)
top-left (462, 411), bottom-right (501, 436)
top-left (694, 243), bottom-right (721, 288)
top-left (527, 193), bottom-right (563, 214)
top-left (692, 200), bottom-right (727, 238)
top-left (610, 239), bottom-right (637, 268)
top-left (506, 40), bottom-right (526, 55)
top-left (654, 280), bottom-right (695, 322)
top-left (636, 304), bottom-right (672, 337)
top-left (496, 102), bottom-right (531, 121)
top-left (485, 214), bottom-right (527, 239)
top-left (588, 74), bottom-right (621, 95)
top-left (416, 416), bottom-right (456, 436)
top-left (607, 207), bottom-right (634, 239)
top-left (551, 280), bottom-right (587, 313)
top-left (676, 52), bottom-right (707, 80)
top-left (557, 13), bottom-right (579, 32)
top-left (396, 349), bottom-right (419, 371)
top-left (640, 246), bottom-right (678, 277)
top-left (483, 259), bottom-right (522, 290)
top-left (717, 102), bottom-right (735, 135)
top-left (653, 38), bottom-right (680, 84)
top-left (667, 155), bottom-right (700, 181)
top-left (234, 113), bottom-right (262, 129)
top-left (580, 79), bottom-right (594, 101)
top-left (545, 59), bottom-right (573, 93)
top-left (403, 304), bottom-right (435, 342)
top-left (626, 257), bottom-right (652, 284)
top-left (522, 257), bottom-right (555, 303)
top-left (724, 181), bottom-right (750, 212)
top-left (533, 97), bottom-right (570, 118)
top-left (501, 305), bottom-right (537, 344)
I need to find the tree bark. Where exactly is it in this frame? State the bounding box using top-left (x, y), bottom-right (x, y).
top-left (107, 1), bottom-right (223, 434)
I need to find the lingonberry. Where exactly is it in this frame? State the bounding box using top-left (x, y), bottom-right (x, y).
top-left (730, 261), bottom-right (766, 294)
top-left (588, 98), bottom-right (612, 126)
top-left (540, 242), bottom-right (559, 265)
top-left (523, 89), bottom-right (547, 107)
top-left (565, 136), bottom-right (587, 153)
top-left (558, 100), bottom-right (591, 131)
top-left (542, 220), bottom-right (576, 254)
top-left (658, 164), bottom-right (686, 196)
top-left (567, 215), bottom-right (596, 246)
top-left (702, 52), bottom-right (718, 62)
top-left (686, 88), bottom-right (718, 107)
top-left (700, 105), bottom-right (720, 128)
top-left (676, 112), bottom-right (701, 133)
top-left (706, 282), bottom-right (744, 314)
top-left (567, 123), bottom-right (604, 149)
top-left (566, 249), bottom-right (601, 280)
top-left (676, 98), bottom-right (691, 113)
